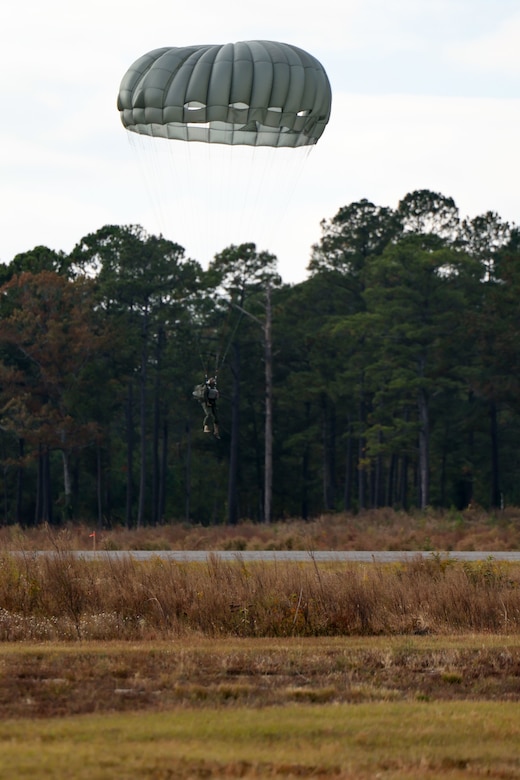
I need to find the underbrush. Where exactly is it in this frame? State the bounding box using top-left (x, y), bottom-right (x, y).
top-left (2, 505), bottom-right (520, 553)
top-left (0, 550), bottom-right (519, 640)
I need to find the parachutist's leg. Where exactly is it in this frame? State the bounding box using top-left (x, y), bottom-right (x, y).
top-left (212, 406), bottom-right (219, 437)
top-left (202, 404), bottom-right (211, 433)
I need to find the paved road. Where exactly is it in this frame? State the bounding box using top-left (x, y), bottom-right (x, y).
top-left (52, 550), bottom-right (520, 562)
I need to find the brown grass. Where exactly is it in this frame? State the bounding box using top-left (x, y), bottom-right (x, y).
top-left (2, 512), bottom-right (519, 777)
top-left (1, 635), bottom-right (520, 720)
top-left (2, 506), bottom-right (520, 553)
top-left (1, 548), bottom-right (519, 641)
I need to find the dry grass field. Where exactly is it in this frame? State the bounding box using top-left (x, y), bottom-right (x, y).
top-left (1, 509), bottom-right (520, 777)
top-left (2, 505), bottom-right (520, 554)
top-left (1, 545), bottom-right (520, 641)
top-left (0, 637), bottom-right (519, 778)
top-left (1, 636), bottom-right (520, 719)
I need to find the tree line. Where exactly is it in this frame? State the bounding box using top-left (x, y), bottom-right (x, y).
top-left (0, 189), bottom-right (519, 527)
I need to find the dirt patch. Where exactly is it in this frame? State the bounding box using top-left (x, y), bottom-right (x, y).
top-left (1, 637), bottom-right (519, 719)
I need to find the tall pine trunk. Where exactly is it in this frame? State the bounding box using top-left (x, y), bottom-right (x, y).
top-left (151, 325), bottom-right (165, 524)
top-left (263, 284), bottom-right (273, 523)
top-left (96, 442), bottom-right (103, 528)
top-left (16, 438), bottom-right (24, 525)
top-left (125, 381), bottom-right (134, 528)
top-left (489, 399), bottom-right (501, 508)
top-left (227, 342), bottom-right (240, 525)
top-left (343, 421), bottom-right (353, 511)
top-left (158, 418), bottom-right (168, 523)
top-left (184, 418), bottom-right (192, 523)
top-left (417, 386), bottom-right (429, 509)
top-left (321, 395), bottom-right (336, 511)
top-left (61, 448), bottom-right (72, 519)
top-left (301, 401), bottom-right (311, 520)
top-left (137, 312), bottom-right (149, 527)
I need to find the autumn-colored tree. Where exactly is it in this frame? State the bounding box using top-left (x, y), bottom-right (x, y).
top-left (0, 271), bottom-right (110, 521)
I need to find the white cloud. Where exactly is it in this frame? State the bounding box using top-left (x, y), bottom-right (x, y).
top-left (448, 12), bottom-right (520, 76)
top-left (321, 92), bottom-right (520, 219)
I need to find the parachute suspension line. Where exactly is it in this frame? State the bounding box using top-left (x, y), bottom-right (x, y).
top-left (127, 132), bottom-right (170, 235)
top-left (127, 131), bottom-right (199, 254)
top-left (239, 144), bottom-right (273, 250)
top-left (221, 143), bottom-right (316, 259)
top-left (259, 144), bottom-right (315, 256)
top-left (198, 138), bottom-right (213, 262)
top-left (198, 349), bottom-right (208, 380)
top-left (209, 141), bottom-right (235, 260)
top-left (227, 144), bottom-right (246, 247)
top-left (132, 131), bottom-right (222, 264)
top-left (129, 135), bottom-right (316, 269)
top-left (230, 144), bottom-right (261, 247)
top-left (177, 138), bottom-right (238, 264)
top-left (215, 307), bottom-right (244, 376)
top-left (196, 335), bottom-right (216, 382)
top-left (166, 136), bottom-right (203, 259)
top-left (194, 307), bottom-right (243, 385)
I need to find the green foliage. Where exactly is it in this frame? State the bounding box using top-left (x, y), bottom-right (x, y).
top-left (0, 187), bottom-right (519, 525)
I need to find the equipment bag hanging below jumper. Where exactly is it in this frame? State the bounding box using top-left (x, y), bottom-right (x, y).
top-left (192, 383), bottom-right (206, 402)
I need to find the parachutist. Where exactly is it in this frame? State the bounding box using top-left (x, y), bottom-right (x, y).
top-left (194, 377), bottom-right (220, 439)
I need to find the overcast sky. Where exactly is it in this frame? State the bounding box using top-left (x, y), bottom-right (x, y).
top-left (1, 0), bottom-right (519, 283)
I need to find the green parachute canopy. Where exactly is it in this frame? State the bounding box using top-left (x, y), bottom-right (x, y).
top-left (117, 40), bottom-right (331, 147)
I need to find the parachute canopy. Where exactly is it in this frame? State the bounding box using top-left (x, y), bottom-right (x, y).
top-left (117, 40), bottom-right (331, 148)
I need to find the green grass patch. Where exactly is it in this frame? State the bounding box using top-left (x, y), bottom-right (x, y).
top-left (0, 702), bottom-right (519, 779)
top-left (0, 636), bottom-right (520, 777)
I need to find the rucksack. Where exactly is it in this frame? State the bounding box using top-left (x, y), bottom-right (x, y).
top-left (192, 383), bottom-right (206, 402)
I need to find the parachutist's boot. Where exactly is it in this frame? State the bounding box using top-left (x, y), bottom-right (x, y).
top-left (204, 425), bottom-right (211, 433)
top-left (213, 425), bottom-right (220, 439)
